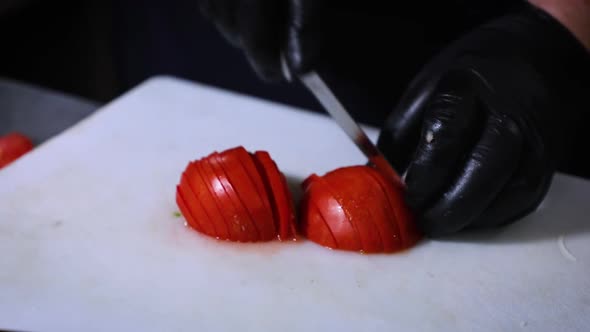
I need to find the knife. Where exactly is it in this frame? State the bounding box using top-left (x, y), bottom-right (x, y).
top-left (298, 72), bottom-right (380, 159)
top-left (280, 56), bottom-right (402, 183)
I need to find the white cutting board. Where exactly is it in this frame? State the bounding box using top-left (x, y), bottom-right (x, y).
top-left (0, 76), bottom-right (589, 332)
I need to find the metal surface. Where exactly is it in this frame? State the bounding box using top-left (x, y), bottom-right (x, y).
top-left (279, 54), bottom-right (383, 162)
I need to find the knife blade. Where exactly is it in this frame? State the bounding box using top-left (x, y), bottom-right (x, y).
top-left (298, 71), bottom-right (402, 184)
top-left (299, 72), bottom-right (381, 160)
top-left (279, 53), bottom-right (401, 183)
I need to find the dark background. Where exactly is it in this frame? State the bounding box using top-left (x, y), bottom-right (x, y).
top-left (0, 0), bottom-right (517, 127)
top-left (0, 0), bottom-right (328, 122)
top-left (3, 0), bottom-right (485, 127)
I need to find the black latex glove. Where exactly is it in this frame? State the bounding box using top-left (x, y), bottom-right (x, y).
top-left (198, 0), bottom-right (517, 126)
top-left (198, 0), bottom-right (514, 83)
top-left (198, 0), bottom-right (407, 82)
top-left (377, 2), bottom-right (590, 237)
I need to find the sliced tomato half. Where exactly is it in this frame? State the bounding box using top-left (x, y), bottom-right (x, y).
top-left (175, 146), bottom-right (296, 243)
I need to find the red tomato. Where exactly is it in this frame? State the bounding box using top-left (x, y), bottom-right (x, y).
top-left (300, 166), bottom-right (422, 253)
top-left (251, 151), bottom-right (297, 241)
top-left (215, 150), bottom-right (276, 240)
top-left (0, 133), bottom-right (34, 170)
top-left (176, 146), bottom-right (296, 242)
top-left (298, 188), bottom-right (338, 249)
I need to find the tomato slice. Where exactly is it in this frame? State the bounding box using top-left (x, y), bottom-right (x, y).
top-left (232, 147), bottom-right (273, 215)
top-left (300, 196), bottom-right (338, 249)
top-left (306, 176), bottom-right (362, 251)
top-left (197, 156), bottom-right (247, 242)
top-left (327, 167), bottom-right (384, 253)
top-left (176, 184), bottom-right (205, 234)
top-left (368, 167), bottom-right (422, 249)
top-left (216, 149), bottom-right (276, 241)
top-left (0, 132), bottom-right (33, 169)
top-left (317, 174), bottom-right (368, 252)
top-left (175, 146), bottom-right (296, 243)
top-left (194, 159), bottom-right (236, 240)
top-left (252, 151), bottom-right (296, 241)
top-left (280, 172), bottom-right (298, 238)
top-left (360, 167), bottom-right (403, 252)
top-left (183, 162), bottom-right (225, 238)
top-left (362, 167), bottom-right (404, 251)
top-left (208, 153), bottom-right (260, 242)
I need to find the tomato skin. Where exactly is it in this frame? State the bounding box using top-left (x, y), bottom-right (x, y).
top-left (216, 149), bottom-right (276, 241)
top-left (329, 170), bottom-right (384, 253)
top-left (302, 175), bottom-right (362, 251)
top-left (252, 151), bottom-right (297, 241)
top-left (299, 192), bottom-right (338, 249)
top-left (181, 162), bottom-right (227, 238)
top-left (0, 133), bottom-right (34, 170)
top-left (368, 168), bottom-right (422, 249)
top-left (176, 146), bottom-right (420, 252)
top-left (300, 166), bottom-right (422, 253)
top-left (176, 184), bottom-right (205, 234)
top-left (176, 147), bottom-right (296, 242)
top-left (207, 154), bottom-right (260, 242)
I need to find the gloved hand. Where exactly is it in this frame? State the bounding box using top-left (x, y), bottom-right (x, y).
top-left (197, 0), bottom-right (514, 83)
top-left (377, 2), bottom-right (590, 237)
top-left (197, 0), bottom-right (406, 82)
top-left (198, 0), bottom-right (518, 125)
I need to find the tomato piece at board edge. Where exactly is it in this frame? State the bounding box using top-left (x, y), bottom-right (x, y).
top-left (0, 132), bottom-right (34, 169)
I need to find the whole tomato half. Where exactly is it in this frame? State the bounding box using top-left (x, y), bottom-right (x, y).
top-left (300, 166), bottom-right (422, 253)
